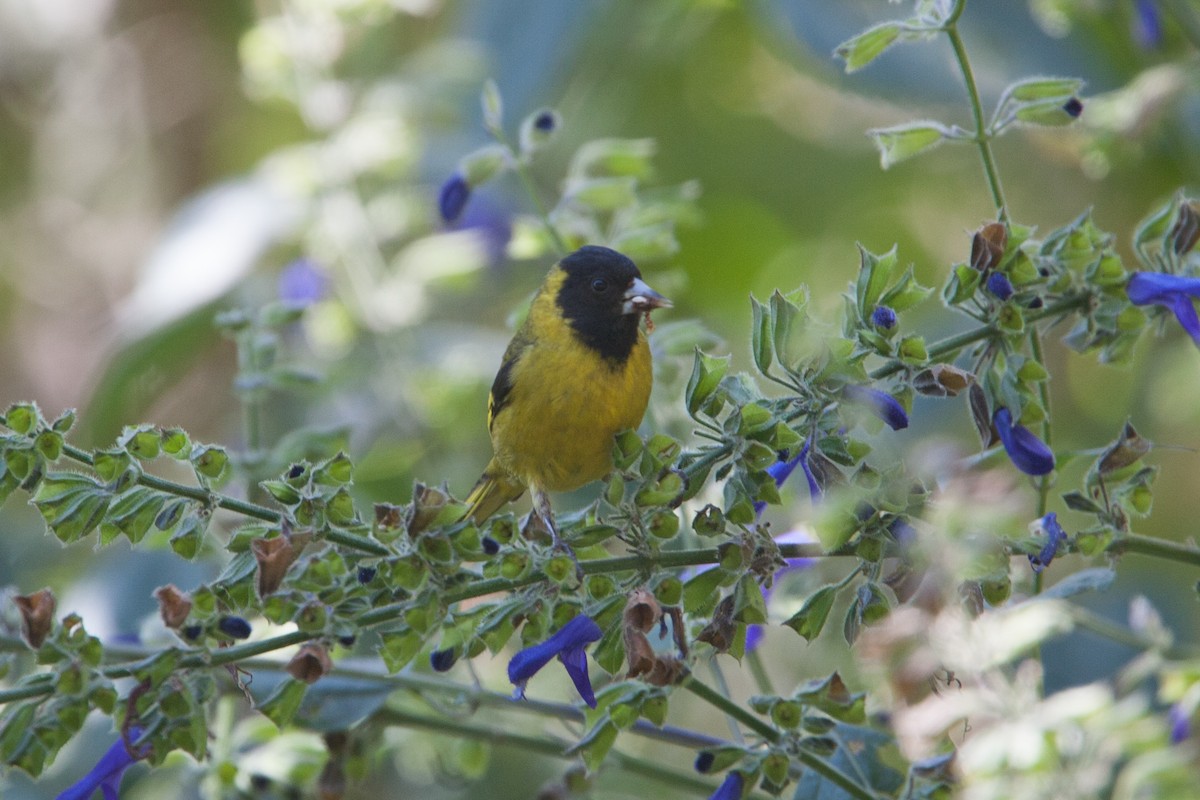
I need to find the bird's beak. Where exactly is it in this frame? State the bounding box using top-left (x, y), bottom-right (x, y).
top-left (622, 278), bottom-right (672, 315)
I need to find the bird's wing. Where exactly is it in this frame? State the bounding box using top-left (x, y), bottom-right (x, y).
top-left (487, 328), bottom-right (534, 432)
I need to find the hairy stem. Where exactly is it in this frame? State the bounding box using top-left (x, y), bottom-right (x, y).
top-left (1028, 327), bottom-right (1053, 595)
top-left (56, 443), bottom-right (390, 556)
top-left (379, 706), bottom-right (727, 796)
top-left (681, 676), bottom-right (879, 800)
top-left (1109, 532), bottom-right (1200, 569)
top-left (944, 9), bottom-right (1007, 215)
top-left (869, 292), bottom-right (1090, 380)
top-left (1067, 605), bottom-right (1200, 661)
top-left (487, 126), bottom-right (569, 256)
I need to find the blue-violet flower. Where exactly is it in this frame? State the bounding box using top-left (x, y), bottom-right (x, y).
top-left (1028, 512), bottom-right (1066, 573)
top-left (509, 614), bottom-right (603, 708)
top-left (708, 771), bottom-right (744, 800)
top-left (754, 441), bottom-right (821, 516)
top-left (985, 272), bottom-right (1014, 300)
top-left (844, 386), bottom-right (909, 431)
top-left (1134, 0), bottom-right (1163, 48)
top-left (1170, 702), bottom-right (1191, 744)
top-left (438, 173), bottom-right (471, 223)
top-left (57, 728), bottom-right (146, 800)
top-left (278, 258), bottom-right (328, 307)
top-left (871, 305), bottom-right (897, 329)
top-left (993, 407), bottom-right (1054, 476)
top-left (1127, 272), bottom-right (1200, 348)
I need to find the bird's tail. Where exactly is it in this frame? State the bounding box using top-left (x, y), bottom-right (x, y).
top-left (464, 460), bottom-right (525, 523)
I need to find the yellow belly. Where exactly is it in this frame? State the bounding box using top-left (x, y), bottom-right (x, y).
top-left (490, 332), bottom-right (652, 492)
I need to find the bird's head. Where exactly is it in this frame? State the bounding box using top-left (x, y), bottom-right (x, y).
top-left (554, 245), bottom-right (671, 361)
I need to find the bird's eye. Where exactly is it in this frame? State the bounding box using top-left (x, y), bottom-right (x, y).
top-left (591, 278), bottom-right (608, 293)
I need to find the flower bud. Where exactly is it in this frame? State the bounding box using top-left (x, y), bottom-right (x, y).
top-left (217, 616), bottom-right (252, 640)
top-left (985, 272), bottom-right (1014, 300)
top-left (520, 108), bottom-right (561, 152)
top-left (430, 647), bottom-right (458, 672)
top-left (871, 305), bottom-right (897, 329)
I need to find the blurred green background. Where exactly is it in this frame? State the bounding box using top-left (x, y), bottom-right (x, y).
top-left (1, 0), bottom-right (1198, 797)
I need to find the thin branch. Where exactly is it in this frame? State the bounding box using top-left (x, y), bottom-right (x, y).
top-left (943, 9), bottom-right (1007, 215)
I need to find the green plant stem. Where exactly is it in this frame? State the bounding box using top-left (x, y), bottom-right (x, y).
top-left (514, 162), bottom-right (569, 257)
top-left (869, 292), bottom-right (1090, 380)
top-left (682, 673), bottom-right (778, 743)
top-left (746, 649), bottom-right (775, 697)
top-left (242, 398), bottom-right (263, 473)
top-left (682, 676), bottom-right (878, 800)
top-left (61, 443), bottom-right (275, 521)
top-left (0, 681), bottom-right (55, 703)
top-left (0, 542), bottom-right (843, 706)
top-left (56, 443), bottom-right (391, 556)
top-left (1067, 605), bottom-right (1200, 661)
top-left (378, 706), bottom-right (726, 796)
top-left (1108, 532), bottom-right (1200, 569)
top-left (943, 8), bottom-right (1007, 215)
top-left (391, 543), bottom-right (842, 617)
top-left (708, 659), bottom-right (745, 743)
top-left (0, 634), bottom-right (728, 752)
top-left (488, 126), bottom-right (568, 256)
top-left (1028, 327), bottom-right (1052, 595)
top-left (236, 330), bottom-right (265, 478)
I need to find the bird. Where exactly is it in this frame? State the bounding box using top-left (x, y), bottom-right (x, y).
top-left (464, 245), bottom-right (671, 553)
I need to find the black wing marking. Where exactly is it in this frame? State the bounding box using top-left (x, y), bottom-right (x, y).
top-left (487, 334), bottom-right (529, 431)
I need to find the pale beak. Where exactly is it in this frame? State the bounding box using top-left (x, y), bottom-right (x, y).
top-left (622, 277), bottom-right (672, 315)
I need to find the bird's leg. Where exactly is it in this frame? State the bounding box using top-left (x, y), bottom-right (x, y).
top-left (531, 486), bottom-right (583, 581)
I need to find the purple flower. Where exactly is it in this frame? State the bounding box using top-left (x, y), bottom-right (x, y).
top-left (1134, 0), bottom-right (1162, 48)
top-left (993, 407), bottom-right (1055, 476)
top-left (890, 518), bottom-right (916, 548)
top-left (1127, 272), bottom-right (1200, 348)
top-left (754, 441), bottom-right (822, 516)
top-left (1170, 703), bottom-right (1191, 743)
top-left (843, 385), bottom-right (909, 431)
top-left (708, 771), bottom-right (744, 800)
top-left (509, 614), bottom-right (603, 708)
top-left (278, 259), bottom-right (329, 307)
top-left (533, 111), bottom-right (557, 132)
top-left (438, 173), bottom-right (471, 223)
top-left (1028, 512), bottom-right (1066, 573)
top-left (985, 272), bottom-right (1014, 300)
top-left (450, 193), bottom-right (513, 266)
top-left (871, 305), bottom-right (897, 329)
top-left (1061, 98), bottom-right (1083, 119)
top-left (57, 728), bottom-right (146, 800)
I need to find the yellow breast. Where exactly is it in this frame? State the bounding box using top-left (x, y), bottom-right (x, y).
top-left (489, 285), bottom-right (652, 493)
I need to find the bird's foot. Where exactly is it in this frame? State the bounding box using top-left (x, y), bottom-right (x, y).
top-left (526, 492), bottom-right (584, 583)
